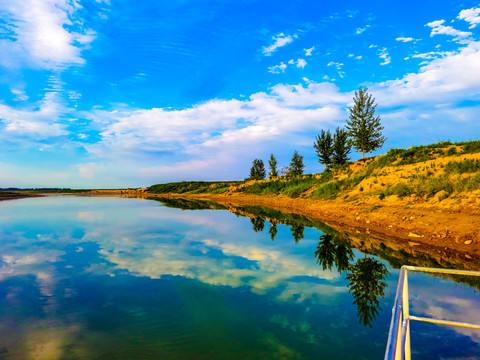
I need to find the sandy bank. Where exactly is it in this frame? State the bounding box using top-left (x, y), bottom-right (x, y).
top-left (0, 192), bottom-right (41, 201)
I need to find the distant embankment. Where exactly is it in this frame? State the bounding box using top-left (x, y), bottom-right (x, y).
top-left (0, 191), bottom-right (40, 201)
top-left (86, 188), bottom-right (148, 195)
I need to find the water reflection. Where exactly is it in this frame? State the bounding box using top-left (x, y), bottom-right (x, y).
top-left (250, 216), bottom-right (265, 232)
top-left (153, 197), bottom-right (391, 327)
top-left (346, 257), bottom-right (389, 327)
top-left (291, 225), bottom-right (305, 243)
top-left (314, 234), bottom-right (388, 327)
top-left (0, 196), bottom-right (478, 359)
top-left (268, 223), bottom-right (278, 241)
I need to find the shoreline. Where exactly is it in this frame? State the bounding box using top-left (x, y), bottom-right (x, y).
top-left (0, 192), bottom-right (42, 201)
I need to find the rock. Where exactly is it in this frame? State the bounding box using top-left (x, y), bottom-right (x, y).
top-left (465, 254), bottom-right (473, 259)
top-left (464, 240), bottom-right (473, 245)
top-left (409, 216), bottom-right (415, 220)
top-left (408, 242), bottom-right (420, 246)
top-left (408, 232), bottom-right (424, 238)
top-left (356, 216), bottom-right (361, 220)
top-left (366, 220), bottom-right (370, 224)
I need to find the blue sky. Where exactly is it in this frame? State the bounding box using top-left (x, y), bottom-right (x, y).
top-left (1, 0), bottom-right (480, 188)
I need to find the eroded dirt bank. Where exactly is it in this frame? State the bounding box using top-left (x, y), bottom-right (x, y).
top-left (142, 192), bottom-right (480, 265)
top-left (0, 192), bottom-right (41, 201)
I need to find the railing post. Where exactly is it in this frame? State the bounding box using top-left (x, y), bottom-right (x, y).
top-left (402, 269), bottom-right (411, 360)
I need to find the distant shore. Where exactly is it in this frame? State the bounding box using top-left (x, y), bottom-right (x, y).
top-left (0, 192), bottom-right (42, 201)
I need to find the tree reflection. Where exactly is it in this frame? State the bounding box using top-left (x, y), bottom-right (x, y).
top-left (314, 234), bottom-right (354, 273)
top-left (250, 217), bottom-right (265, 232)
top-left (291, 225), bottom-right (304, 243)
top-left (335, 240), bottom-right (355, 274)
top-left (315, 234), bottom-right (336, 271)
top-left (346, 257), bottom-right (389, 327)
top-left (269, 223), bottom-right (278, 241)
top-left (314, 234), bottom-right (389, 327)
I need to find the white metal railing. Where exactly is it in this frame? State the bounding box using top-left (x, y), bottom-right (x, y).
top-left (384, 265), bottom-right (480, 360)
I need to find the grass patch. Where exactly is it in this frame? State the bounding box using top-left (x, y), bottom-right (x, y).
top-left (148, 181), bottom-right (241, 194)
top-left (415, 174), bottom-right (453, 198)
top-left (445, 159), bottom-right (480, 174)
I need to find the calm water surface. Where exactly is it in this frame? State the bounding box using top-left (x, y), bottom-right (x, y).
top-left (0, 196), bottom-right (478, 359)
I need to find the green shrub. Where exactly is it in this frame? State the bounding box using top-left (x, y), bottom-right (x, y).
top-left (416, 175), bottom-right (453, 198)
top-left (311, 180), bottom-right (342, 199)
top-left (459, 140), bottom-right (480, 153)
top-left (445, 159), bottom-right (480, 174)
top-left (391, 183), bottom-right (412, 198)
top-left (445, 147), bottom-right (457, 156)
top-left (455, 173), bottom-right (480, 192)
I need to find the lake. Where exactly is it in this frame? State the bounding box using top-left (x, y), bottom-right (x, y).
top-left (0, 196), bottom-right (478, 359)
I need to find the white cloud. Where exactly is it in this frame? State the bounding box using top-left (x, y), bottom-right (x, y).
top-left (377, 47), bottom-right (391, 65)
top-left (83, 82), bottom-right (348, 181)
top-left (262, 33), bottom-right (296, 56)
top-left (327, 61), bottom-right (343, 68)
top-left (296, 58), bottom-right (307, 68)
top-left (373, 41), bottom-right (480, 105)
top-left (327, 61), bottom-right (344, 78)
top-left (0, 92), bottom-right (69, 139)
top-left (411, 51), bottom-right (455, 60)
top-left (355, 25), bottom-right (370, 34)
top-left (458, 6), bottom-right (480, 28)
top-left (0, 0), bottom-right (96, 69)
top-left (396, 37), bottom-right (414, 42)
top-left (282, 59), bottom-right (307, 69)
top-left (268, 62), bottom-right (287, 73)
top-left (426, 19), bottom-right (472, 42)
top-left (304, 46), bottom-right (315, 56)
top-left (348, 54), bottom-right (362, 60)
top-left (11, 89), bottom-right (29, 101)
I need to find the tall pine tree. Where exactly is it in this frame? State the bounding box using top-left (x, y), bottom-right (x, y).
top-left (289, 150), bottom-right (304, 176)
top-left (249, 159), bottom-right (266, 180)
top-left (313, 129), bottom-right (333, 171)
top-left (346, 88), bottom-right (386, 159)
top-left (332, 127), bottom-right (351, 166)
top-left (268, 154), bottom-right (278, 177)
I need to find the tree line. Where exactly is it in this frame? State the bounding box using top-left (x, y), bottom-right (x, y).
top-left (248, 87), bottom-right (387, 180)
